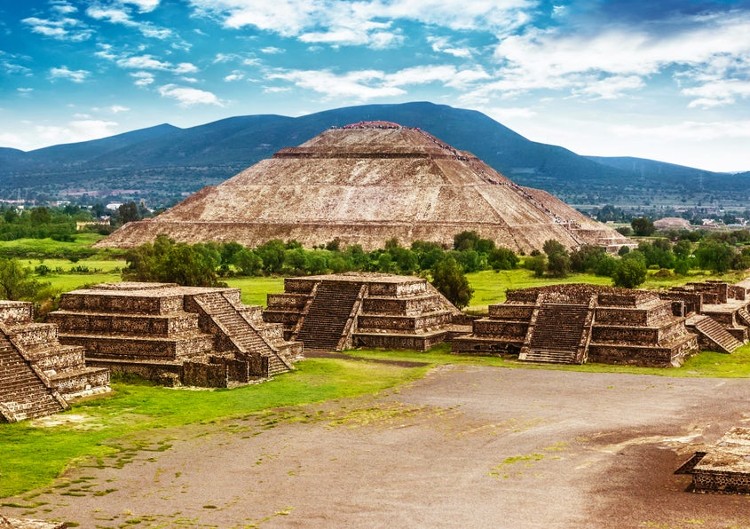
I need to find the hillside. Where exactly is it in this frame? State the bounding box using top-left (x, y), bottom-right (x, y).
top-left (0, 102), bottom-right (747, 207)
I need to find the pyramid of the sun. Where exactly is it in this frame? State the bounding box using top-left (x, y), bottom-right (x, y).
top-left (98, 121), bottom-right (630, 253)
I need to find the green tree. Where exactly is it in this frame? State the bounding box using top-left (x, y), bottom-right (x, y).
top-left (631, 217), bottom-right (655, 236)
top-left (612, 254), bottom-right (647, 288)
top-left (234, 248), bottom-right (263, 276)
top-left (695, 239), bottom-right (735, 273)
top-left (118, 201), bottom-right (140, 224)
top-left (123, 235), bottom-right (223, 287)
top-left (488, 247), bottom-right (518, 271)
top-left (0, 258), bottom-right (52, 301)
top-left (255, 239), bottom-right (286, 274)
top-left (430, 256), bottom-right (473, 309)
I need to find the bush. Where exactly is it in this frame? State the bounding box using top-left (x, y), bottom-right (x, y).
top-left (612, 256), bottom-right (647, 288)
top-left (430, 256), bottom-right (473, 308)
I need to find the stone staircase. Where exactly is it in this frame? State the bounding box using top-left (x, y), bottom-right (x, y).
top-left (737, 306), bottom-right (750, 328)
top-left (689, 315), bottom-right (743, 353)
top-left (4, 322), bottom-right (110, 400)
top-left (194, 292), bottom-right (293, 376)
top-left (521, 303), bottom-right (592, 364)
top-left (296, 281), bottom-right (364, 351)
top-left (0, 333), bottom-right (66, 422)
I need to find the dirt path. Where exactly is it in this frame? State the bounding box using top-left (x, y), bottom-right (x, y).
top-left (7, 365), bottom-right (750, 529)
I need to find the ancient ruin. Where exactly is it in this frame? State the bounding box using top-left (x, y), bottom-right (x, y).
top-left (0, 513), bottom-right (64, 529)
top-left (49, 282), bottom-right (301, 387)
top-left (676, 427), bottom-right (750, 494)
top-left (0, 300), bottom-right (110, 423)
top-left (659, 280), bottom-right (750, 353)
top-left (263, 273), bottom-right (461, 352)
top-left (452, 284), bottom-right (699, 367)
top-left (97, 121), bottom-right (630, 253)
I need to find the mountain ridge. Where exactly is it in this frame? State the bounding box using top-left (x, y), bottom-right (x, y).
top-left (0, 102), bottom-right (746, 207)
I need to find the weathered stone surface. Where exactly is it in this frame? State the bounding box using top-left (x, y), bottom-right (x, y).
top-left (50, 282), bottom-right (301, 386)
top-left (97, 122), bottom-right (631, 253)
top-left (453, 283), bottom-right (699, 367)
top-left (264, 272), bottom-right (460, 352)
top-left (0, 300), bottom-right (109, 423)
top-left (679, 427), bottom-right (750, 494)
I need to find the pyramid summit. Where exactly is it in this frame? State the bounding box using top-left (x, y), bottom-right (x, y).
top-left (98, 121), bottom-right (630, 252)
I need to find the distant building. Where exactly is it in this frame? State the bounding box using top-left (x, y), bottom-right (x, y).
top-left (654, 217), bottom-right (691, 231)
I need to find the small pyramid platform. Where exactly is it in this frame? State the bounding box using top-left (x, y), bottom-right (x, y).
top-left (677, 427), bottom-right (750, 494)
top-left (453, 284), bottom-right (699, 367)
top-left (97, 121), bottom-right (631, 253)
top-left (263, 273), bottom-right (461, 352)
top-left (49, 283), bottom-right (302, 387)
top-left (0, 301), bottom-right (109, 423)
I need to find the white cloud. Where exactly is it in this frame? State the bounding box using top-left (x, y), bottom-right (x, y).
top-left (117, 54), bottom-right (172, 70)
top-left (158, 84), bottom-right (224, 107)
top-left (0, 119), bottom-right (121, 150)
top-left (482, 106), bottom-right (538, 121)
top-left (613, 120), bottom-right (750, 142)
top-left (427, 36), bottom-right (473, 59)
top-left (478, 10), bottom-right (750, 105)
top-left (683, 79), bottom-right (750, 109)
top-left (224, 71), bottom-right (245, 82)
top-left (268, 64), bottom-right (490, 100)
top-left (86, 6), bottom-right (132, 25)
top-left (189, 0), bottom-right (533, 48)
top-left (17, 87), bottom-right (33, 93)
top-left (22, 15), bottom-right (93, 41)
top-left (49, 66), bottom-right (90, 83)
top-left (260, 46), bottom-right (284, 54)
top-left (130, 71), bottom-right (155, 86)
top-left (51, 1), bottom-right (78, 15)
top-left (86, 4), bottom-right (172, 39)
top-left (109, 105), bottom-right (131, 113)
top-left (575, 75), bottom-right (645, 100)
top-left (267, 69), bottom-right (404, 99)
top-left (123, 0), bottom-right (160, 12)
top-left (174, 62), bottom-right (199, 74)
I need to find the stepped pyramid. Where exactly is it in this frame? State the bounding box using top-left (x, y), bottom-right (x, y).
top-left (49, 282), bottom-right (302, 387)
top-left (0, 300), bottom-right (110, 423)
top-left (98, 121), bottom-right (630, 253)
top-left (264, 273), bottom-right (461, 352)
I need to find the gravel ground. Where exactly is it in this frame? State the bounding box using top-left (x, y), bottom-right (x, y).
top-left (7, 364), bottom-right (750, 529)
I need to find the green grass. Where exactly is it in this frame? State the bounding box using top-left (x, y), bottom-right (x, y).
top-left (224, 276), bottom-right (285, 306)
top-left (0, 358), bottom-right (428, 499)
top-left (0, 234), bottom-right (122, 260)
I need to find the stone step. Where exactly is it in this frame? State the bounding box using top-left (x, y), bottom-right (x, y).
top-left (692, 316), bottom-right (743, 353)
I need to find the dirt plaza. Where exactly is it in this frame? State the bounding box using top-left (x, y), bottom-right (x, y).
top-left (7, 364), bottom-right (750, 529)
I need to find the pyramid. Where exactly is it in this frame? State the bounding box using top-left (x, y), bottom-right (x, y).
top-left (98, 121), bottom-right (630, 253)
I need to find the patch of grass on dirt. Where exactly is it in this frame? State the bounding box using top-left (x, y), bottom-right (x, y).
top-left (0, 358), bottom-right (428, 499)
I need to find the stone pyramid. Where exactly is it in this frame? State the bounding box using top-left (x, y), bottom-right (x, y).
top-left (98, 121), bottom-right (630, 253)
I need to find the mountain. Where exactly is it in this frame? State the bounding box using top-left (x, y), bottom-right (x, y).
top-left (0, 102), bottom-right (746, 207)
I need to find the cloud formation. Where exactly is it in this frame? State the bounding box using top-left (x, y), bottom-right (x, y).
top-left (158, 84), bottom-right (224, 106)
top-left (49, 66), bottom-right (90, 83)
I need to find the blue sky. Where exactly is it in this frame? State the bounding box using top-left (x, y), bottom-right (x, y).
top-left (1, 0), bottom-right (750, 172)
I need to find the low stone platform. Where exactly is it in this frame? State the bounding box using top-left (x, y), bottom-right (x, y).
top-left (677, 427), bottom-right (750, 494)
top-left (49, 282), bottom-right (302, 387)
top-left (263, 273), bottom-right (460, 351)
top-left (453, 284), bottom-right (699, 367)
top-left (0, 514), bottom-right (64, 529)
top-left (0, 301), bottom-right (110, 423)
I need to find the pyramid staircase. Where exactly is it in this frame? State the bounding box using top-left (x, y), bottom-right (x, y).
top-left (193, 292), bottom-right (296, 376)
top-left (0, 332), bottom-right (67, 422)
top-left (295, 281), bottom-right (365, 352)
top-left (688, 315), bottom-right (743, 353)
top-left (737, 306), bottom-right (750, 328)
top-left (519, 296), bottom-right (594, 364)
